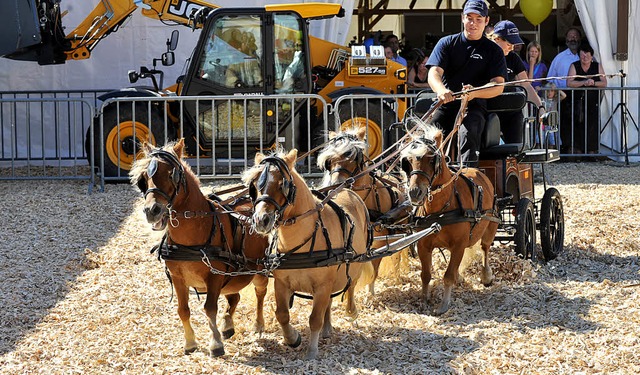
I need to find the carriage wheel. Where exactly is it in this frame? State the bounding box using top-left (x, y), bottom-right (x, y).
top-left (86, 102), bottom-right (176, 179)
top-left (514, 198), bottom-right (537, 260)
top-left (331, 99), bottom-right (395, 158)
top-left (540, 188), bottom-right (564, 261)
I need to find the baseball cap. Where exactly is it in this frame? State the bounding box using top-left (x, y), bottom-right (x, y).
top-left (493, 20), bottom-right (524, 45)
top-left (463, 0), bottom-right (489, 17)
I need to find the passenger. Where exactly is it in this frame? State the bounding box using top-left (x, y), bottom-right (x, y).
top-left (567, 41), bottom-right (607, 154)
top-left (547, 27), bottom-right (582, 154)
top-left (525, 41), bottom-right (548, 92)
top-left (426, 0), bottom-right (506, 167)
top-left (407, 48), bottom-right (430, 89)
top-left (488, 20), bottom-right (545, 144)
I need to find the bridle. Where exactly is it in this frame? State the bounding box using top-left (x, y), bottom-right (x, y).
top-left (323, 134), bottom-right (365, 180)
top-left (402, 137), bottom-right (450, 203)
top-left (137, 149), bottom-right (187, 209)
top-left (249, 156), bottom-right (297, 220)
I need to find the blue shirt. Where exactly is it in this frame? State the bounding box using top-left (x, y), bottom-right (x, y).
top-left (391, 54), bottom-right (407, 66)
top-left (427, 32), bottom-right (507, 93)
top-left (547, 48), bottom-right (579, 88)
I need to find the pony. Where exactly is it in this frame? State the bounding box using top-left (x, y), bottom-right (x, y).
top-left (317, 126), bottom-right (410, 294)
top-left (242, 148), bottom-right (374, 360)
top-left (399, 119), bottom-right (499, 315)
top-left (130, 139), bottom-right (269, 357)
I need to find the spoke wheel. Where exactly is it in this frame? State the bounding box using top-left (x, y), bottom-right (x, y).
top-left (514, 198), bottom-right (537, 260)
top-left (540, 188), bottom-right (564, 261)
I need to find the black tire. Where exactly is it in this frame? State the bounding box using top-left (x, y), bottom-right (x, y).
top-left (86, 102), bottom-right (176, 179)
top-left (514, 198), bottom-right (537, 260)
top-left (540, 187), bottom-right (564, 261)
top-left (330, 99), bottom-right (396, 159)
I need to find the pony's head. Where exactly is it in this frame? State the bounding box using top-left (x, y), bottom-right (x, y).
top-left (400, 119), bottom-right (445, 205)
top-left (242, 148), bottom-right (298, 234)
top-left (317, 127), bottom-right (368, 186)
top-left (130, 139), bottom-right (190, 230)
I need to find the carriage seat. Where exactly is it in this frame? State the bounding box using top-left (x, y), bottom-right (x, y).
top-left (479, 87), bottom-right (560, 163)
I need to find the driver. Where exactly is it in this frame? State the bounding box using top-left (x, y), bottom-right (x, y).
top-left (426, 0), bottom-right (506, 167)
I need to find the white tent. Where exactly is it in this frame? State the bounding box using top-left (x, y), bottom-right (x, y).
top-left (575, 0), bottom-right (639, 161)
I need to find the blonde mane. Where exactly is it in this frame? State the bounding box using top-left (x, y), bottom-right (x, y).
top-left (316, 128), bottom-right (367, 171)
top-left (400, 117), bottom-right (443, 159)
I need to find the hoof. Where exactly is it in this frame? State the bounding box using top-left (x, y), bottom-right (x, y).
top-left (184, 346), bottom-right (198, 355)
top-left (287, 332), bottom-right (302, 348)
top-left (210, 347), bottom-right (225, 357)
top-left (222, 328), bottom-right (235, 340)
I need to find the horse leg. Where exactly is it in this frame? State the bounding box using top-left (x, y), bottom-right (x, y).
top-left (368, 258), bottom-right (382, 295)
top-left (480, 225), bottom-right (497, 286)
top-left (273, 278), bottom-right (301, 349)
top-left (436, 245), bottom-right (465, 315)
top-left (221, 293), bottom-right (240, 339)
top-left (417, 245), bottom-right (434, 308)
top-left (173, 280), bottom-right (198, 354)
top-left (306, 288), bottom-right (332, 360)
top-left (252, 275), bottom-right (269, 335)
top-left (203, 285), bottom-right (224, 357)
top-left (321, 297), bottom-right (333, 339)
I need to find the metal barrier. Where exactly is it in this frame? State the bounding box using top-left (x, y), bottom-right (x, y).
top-left (2, 86), bottom-right (636, 191)
top-left (535, 86), bottom-right (639, 162)
top-left (0, 91), bottom-right (103, 190)
top-left (94, 94), bottom-right (330, 188)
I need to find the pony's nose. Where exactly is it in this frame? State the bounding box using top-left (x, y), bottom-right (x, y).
top-left (144, 202), bottom-right (163, 221)
top-left (408, 186), bottom-right (424, 204)
top-left (252, 212), bottom-right (274, 233)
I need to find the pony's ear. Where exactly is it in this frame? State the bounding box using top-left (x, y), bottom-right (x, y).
top-left (142, 141), bottom-right (153, 154)
top-left (173, 138), bottom-right (185, 158)
top-left (254, 152), bottom-right (265, 164)
top-left (328, 131), bottom-right (337, 140)
top-left (434, 131), bottom-right (443, 147)
top-left (356, 126), bottom-right (367, 140)
top-left (284, 149), bottom-right (298, 167)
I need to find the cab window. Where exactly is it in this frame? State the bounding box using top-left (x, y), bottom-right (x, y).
top-left (273, 14), bottom-right (308, 94)
top-left (197, 15), bottom-right (263, 89)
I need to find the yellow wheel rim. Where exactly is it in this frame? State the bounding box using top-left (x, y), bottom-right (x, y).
top-left (341, 118), bottom-right (383, 158)
top-left (105, 121), bottom-right (156, 171)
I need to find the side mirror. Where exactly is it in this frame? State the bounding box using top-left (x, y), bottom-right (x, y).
top-left (168, 30), bottom-right (179, 51)
top-left (162, 52), bottom-right (175, 66)
top-left (128, 70), bottom-right (139, 83)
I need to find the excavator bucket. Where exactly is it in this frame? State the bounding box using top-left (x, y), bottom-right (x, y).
top-left (0, 0), bottom-right (41, 56)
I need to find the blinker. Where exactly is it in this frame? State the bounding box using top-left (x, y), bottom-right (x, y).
top-left (148, 158), bottom-right (158, 177)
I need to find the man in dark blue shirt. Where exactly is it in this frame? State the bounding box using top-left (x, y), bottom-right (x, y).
top-left (426, 0), bottom-right (507, 166)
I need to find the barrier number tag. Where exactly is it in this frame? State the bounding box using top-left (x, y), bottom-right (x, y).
top-left (370, 45), bottom-right (384, 58)
top-left (351, 45), bottom-right (366, 58)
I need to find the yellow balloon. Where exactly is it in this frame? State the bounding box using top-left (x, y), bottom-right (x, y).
top-left (520, 0), bottom-right (553, 26)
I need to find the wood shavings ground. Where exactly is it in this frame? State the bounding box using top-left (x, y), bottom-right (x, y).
top-left (0, 161), bottom-right (639, 374)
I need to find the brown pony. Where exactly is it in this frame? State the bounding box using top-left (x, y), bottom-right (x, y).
top-left (400, 120), bottom-right (498, 315)
top-left (242, 148), bottom-right (374, 360)
top-left (130, 139), bottom-right (269, 356)
top-left (317, 126), bottom-right (409, 294)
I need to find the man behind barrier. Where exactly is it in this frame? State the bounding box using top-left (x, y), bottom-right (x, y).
top-left (426, 0), bottom-right (507, 167)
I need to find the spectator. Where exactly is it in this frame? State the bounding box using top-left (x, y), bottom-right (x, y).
top-left (488, 20), bottom-right (545, 143)
top-left (384, 45), bottom-right (394, 60)
top-left (567, 42), bottom-right (607, 154)
top-left (426, 0), bottom-right (506, 167)
top-left (384, 34), bottom-right (407, 66)
top-left (525, 41), bottom-right (548, 91)
top-left (407, 48), bottom-right (430, 89)
top-left (541, 82), bottom-right (566, 148)
top-left (547, 27), bottom-right (582, 153)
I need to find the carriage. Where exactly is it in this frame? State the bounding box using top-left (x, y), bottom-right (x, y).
top-left (410, 85), bottom-right (565, 262)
